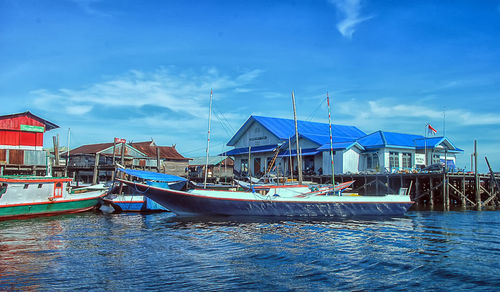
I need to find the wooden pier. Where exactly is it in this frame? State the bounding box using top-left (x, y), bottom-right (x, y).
top-left (305, 172), bottom-right (500, 210)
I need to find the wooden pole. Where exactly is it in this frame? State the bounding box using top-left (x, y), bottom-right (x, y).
top-left (461, 174), bottom-right (466, 207)
top-left (120, 142), bottom-right (125, 166)
top-left (248, 146), bottom-right (252, 188)
top-left (53, 136), bottom-right (60, 166)
top-left (291, 91), bottom-right (303, 185)
top-left (446, 173), bottom-right (450, 210)
top-left (415, 176), bottom-right (420, 206)
top-left (442, 171), bottom-right (446, 210)
top-left (156, 147), bottom-right (161, 172)
top-left (430, 176), bottom-right (434, 209)
top-left (65, 128), bottom-right (70, 177)
top-left (92, 153), bottom-right (100, 185)
top-left (474, 140), bottom-right (481, 210)
top-left (112, 140), bottom-right (116, 165)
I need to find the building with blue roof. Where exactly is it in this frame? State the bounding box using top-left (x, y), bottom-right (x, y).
top-left (224, 115), bottom-right (462, 176)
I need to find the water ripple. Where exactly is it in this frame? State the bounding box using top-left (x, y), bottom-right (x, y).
top-left (1, 211), bottom-right (500, 290)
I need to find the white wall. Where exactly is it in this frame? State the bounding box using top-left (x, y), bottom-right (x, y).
top-left (234, 123), bottom-right (281, 148)
top-left (343, 148), bottom-right (360, 173)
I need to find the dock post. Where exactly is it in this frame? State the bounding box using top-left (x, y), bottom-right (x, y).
top-left (442, 172), bottom-right (446, 211)
top-left (415, 176), bottom-right (420, 206)
top-left (376, 175), bottom-right (379, 196)
top-left (430, 176), bottom-right (434, 209)
top-left (461, 174), bottom-right (466, 208)
top-left (474, 140), bottom-right (481, 210)
top-left (156, 147), bottom-right (161, 172)
top-left (364, 175), bottom-right (367, 195)
top-left (120, 142), bottom-right (125, 166)
top-left (92, 153), bottom-right (100, 185)
top-left (446, 173), bottom-right (450, 210)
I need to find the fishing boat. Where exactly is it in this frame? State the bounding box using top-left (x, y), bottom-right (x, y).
top-left (105, 168), bottom-right (187, 212)
top-left (0, 175), bottom-right (106, 220)
top-left (117, 178), bottom-right (413, 217)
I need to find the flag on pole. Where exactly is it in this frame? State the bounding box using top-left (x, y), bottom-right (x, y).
top-left (428, 124), bottom-right (437, 135)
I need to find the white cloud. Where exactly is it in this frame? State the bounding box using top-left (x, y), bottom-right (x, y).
top-left (329, 0), bottom-right (373, 39)
top-left (30, 67), bottom-right (263, 118)
top-left (336, 99), bottom-right (500, 130)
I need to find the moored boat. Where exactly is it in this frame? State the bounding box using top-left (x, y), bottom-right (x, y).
top-left (105, 168), bottom-right (187, 212)
top-left (118, 178), bottom-right (413, 217)
top-left (0, 175), bottom-right (106, 220)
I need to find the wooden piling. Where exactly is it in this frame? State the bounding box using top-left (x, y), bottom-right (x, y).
top-left (156, 147), bottom-right (161, 172)
top-left (92, 153), bottom-right (100, 185)
top-left (430, 177), bottom-right (434, 209)
top-left (474, 140), bottom-right (481, 210)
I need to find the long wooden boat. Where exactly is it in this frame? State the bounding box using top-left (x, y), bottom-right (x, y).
top-left (0, 175), bottom-right (106, 220)
top-left (118, 178), bottom-right (414, 217)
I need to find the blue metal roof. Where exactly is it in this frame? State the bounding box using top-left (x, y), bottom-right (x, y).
top-left (278, 148), bottom-right (321, 157)
top-left (359, 132), bottom-right (463, 151)
top-left (317, 141), bottom-right (365, 151)
top-left (223, 144), bottom-right (278, 156)
top-left (117, 168), bottom-right (187, 182)
top-left (227, 116), bottom-right (366, 146)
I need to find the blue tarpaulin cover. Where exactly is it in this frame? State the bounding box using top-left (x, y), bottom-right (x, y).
top-left (117, 168), bottom-right (187, 182)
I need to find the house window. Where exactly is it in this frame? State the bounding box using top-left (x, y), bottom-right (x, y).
top-left (241, 159), bottom-right (248, 174)
top-left (402, 153), bottom-right (412, 168)
top-left (389, 152), bottom-right (399, 168)
top-left (432, 154), bottom-right (440, 164)
top-left (366, 153), bottom-right (379, 169)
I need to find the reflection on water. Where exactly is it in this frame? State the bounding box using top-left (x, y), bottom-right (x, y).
top-left (1, 211), bottom-right (500, 290)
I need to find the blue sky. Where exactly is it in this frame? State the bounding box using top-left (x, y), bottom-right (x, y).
top-left (1, 0), bottom-right (500, 172)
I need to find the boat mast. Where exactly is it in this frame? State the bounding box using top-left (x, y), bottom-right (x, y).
top-left (327, 92), bottom-right (335, 185)
top-left (204, 89), bottom-right (213, 189)
top-left (292, 91), bottom-right (303, 185)
top-left (288, 136), bottom-right (293, 181)
top-left (66, 128), bottom-right (71, 177)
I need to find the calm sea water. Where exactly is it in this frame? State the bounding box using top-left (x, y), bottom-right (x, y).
top-left (1, 210), bottom-right (499, 291)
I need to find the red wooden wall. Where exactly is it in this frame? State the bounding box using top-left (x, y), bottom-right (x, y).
top-left (0, 115), bottom-right (45, 147)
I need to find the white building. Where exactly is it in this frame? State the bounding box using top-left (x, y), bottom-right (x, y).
top-left (224, 116), bottom-right (462, 176)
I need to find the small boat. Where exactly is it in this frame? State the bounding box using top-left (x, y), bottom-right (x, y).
top-left (0, 175), bottom-right (106, 220)
top-left (106, 168), bottom-right (187, 212)
top-left (118, 177), bottom-right (413, 217)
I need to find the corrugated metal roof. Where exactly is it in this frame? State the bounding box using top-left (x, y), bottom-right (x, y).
top-left (130, 141), bottom-right (189, 161)
top-left (358, 132), bottom-right (463, 151)
top-left (317, 141), bottom-right (365, 151)
top-left (227, 116), bottom-right (366, 146)
top-left (69, 143), bottom-right (114, 155)
top-left (278, 148), bottom-right (320, 157)
top-left (223, 144), bottom-right (278, 156)
top-left (0, 111), bottom-right (59, 131)
top-left (189, 156), bottom-right (233, 166)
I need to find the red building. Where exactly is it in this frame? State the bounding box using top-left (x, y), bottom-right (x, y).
top-left (0, 111), bottom-right (58, 166)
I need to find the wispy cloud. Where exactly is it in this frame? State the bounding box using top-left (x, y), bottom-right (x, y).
top-left (70, 0), bottom-right (111, 17)
top-left (31, 67), bottom-right (263, 118)
top-left (335, 99), bottom-right (500, 133)
top-left (329, 0), bottom-right (373, 39)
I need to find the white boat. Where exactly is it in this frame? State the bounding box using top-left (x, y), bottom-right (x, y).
top-left (118, 177), bottom-right (413, 217)
top-left (0, 175), bottom-right (106, 220)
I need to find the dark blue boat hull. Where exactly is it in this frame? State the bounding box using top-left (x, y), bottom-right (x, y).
top-left (122, 181), bottom-right (413, 217)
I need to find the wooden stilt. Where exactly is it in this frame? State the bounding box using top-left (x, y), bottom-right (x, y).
top-left (92, 153), bottom-right (100, 185)
top-left (430, 176), bottom-right (434, 209)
